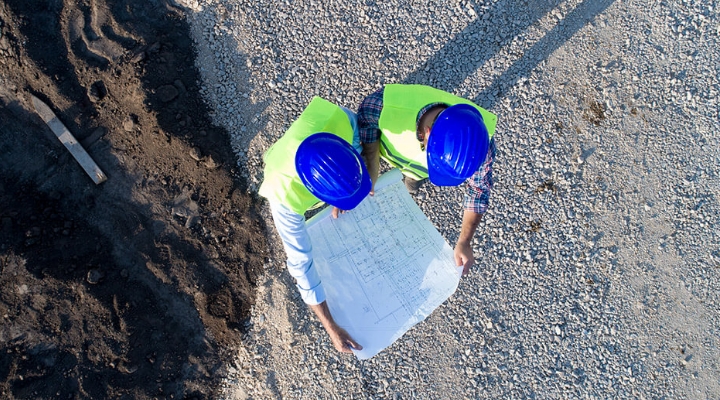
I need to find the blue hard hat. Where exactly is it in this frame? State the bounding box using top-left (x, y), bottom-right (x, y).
top-left (426, 104), bottom-right (489, 186)
top-left (295, 133), bottom-right (371, 210)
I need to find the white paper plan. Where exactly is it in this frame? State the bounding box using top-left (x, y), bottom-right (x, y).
top-left (306, 169), bottom-right (462, 359)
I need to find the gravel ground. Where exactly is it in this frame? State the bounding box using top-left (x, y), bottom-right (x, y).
top-left (173, 0), bottom-right (719, 398)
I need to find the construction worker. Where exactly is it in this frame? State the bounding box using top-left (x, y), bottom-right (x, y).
top-left (259, 96), bottom-right (371, 354)
top-left (357, 84), bottom-right (497, 276)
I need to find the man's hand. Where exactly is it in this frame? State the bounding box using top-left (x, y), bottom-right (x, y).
top-left (331, 207), bottom-right (345, 219)
top-left (309, 301), bottom-right (363, 354)
top-left (454, 241), bottom-right (474, 276)
top-left (326, 323), bottom-right (362, 353)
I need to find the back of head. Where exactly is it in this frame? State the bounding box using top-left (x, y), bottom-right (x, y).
top-left (295, 133), bottom-right (371, 210)
top-left (426, 104), bottom-right (489, 186)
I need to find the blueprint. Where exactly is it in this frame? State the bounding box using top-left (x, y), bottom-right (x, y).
top-left (306, 168), bottom-right (461, 359)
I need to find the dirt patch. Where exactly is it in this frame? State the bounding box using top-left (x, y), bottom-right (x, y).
top-left (0, 0), bottom-right (267, 398)
top-left (583, 100), bottom-right (607, 126)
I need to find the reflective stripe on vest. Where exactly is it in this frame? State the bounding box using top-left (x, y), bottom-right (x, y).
top-left (378, 84), bottom-right (497, 179)
top-left (258, 97), bottom-right (354, 214)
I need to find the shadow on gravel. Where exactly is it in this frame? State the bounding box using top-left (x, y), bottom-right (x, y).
top-left (0, 0), bottom-right (267, 398)
top-left (402, 0), bottom-right (616, 108)
top-left (475, 0), bottom-right (616, 108)
top-left (403, 0), bottom-right (562, 91)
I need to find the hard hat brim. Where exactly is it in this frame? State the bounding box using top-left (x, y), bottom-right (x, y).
top-left (330, 168), bottom-right (372, 210)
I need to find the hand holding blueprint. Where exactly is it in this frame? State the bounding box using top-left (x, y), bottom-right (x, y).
top-left (306, 169), bottom-right (461, 359)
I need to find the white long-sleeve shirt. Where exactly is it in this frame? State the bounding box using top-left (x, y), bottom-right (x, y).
top-left (268, 108), bottom-right (360, 305)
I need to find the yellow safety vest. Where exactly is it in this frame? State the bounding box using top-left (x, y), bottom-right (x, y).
top-left (378, 84), bottom-right (497, 180)
top-left (258, 97), bottom-right (354, 214)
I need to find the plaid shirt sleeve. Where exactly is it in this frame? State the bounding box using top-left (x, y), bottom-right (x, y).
top-left (463, 138), bottom-right (496, 214)
top-left (357, 87), bottom-right (385, 143)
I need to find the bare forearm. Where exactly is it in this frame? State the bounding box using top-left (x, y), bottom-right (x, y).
top-left (458, 210), bottom-right (483, 246)
top-left (309, 301), bottom-right (336, 329)
top-left (361, 141), bottom-right (380, 188)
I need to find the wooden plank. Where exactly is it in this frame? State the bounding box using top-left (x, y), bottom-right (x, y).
top-left (31, 95), bottom-right (107, 184)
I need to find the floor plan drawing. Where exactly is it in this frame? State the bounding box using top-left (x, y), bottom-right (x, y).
top-left (306, 169), bottom-right (461, 359)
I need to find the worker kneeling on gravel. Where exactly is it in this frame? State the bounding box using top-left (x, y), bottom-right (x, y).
top-left (259, 96), bottom-right (371, 354)
top-left (358, 84), bottom-right (497, 276)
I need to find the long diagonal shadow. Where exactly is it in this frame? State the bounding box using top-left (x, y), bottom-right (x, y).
top-left (402, 0), bottom-right (616, 109)
top-left (476, 0), bottom-right (616, 108)
top-left (403, 0), bottom-right (563, 91)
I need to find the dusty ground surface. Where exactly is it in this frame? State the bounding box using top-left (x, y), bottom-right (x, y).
top-left (0, 0), bottom-right (267, 398)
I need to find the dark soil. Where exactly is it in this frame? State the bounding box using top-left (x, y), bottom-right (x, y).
top-left (0, 0), bottom-right (267, 398)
